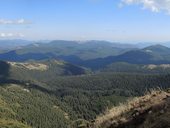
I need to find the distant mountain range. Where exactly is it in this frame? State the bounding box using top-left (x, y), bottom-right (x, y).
top-left (0, 40), bottom-right (170, 70)
top-left (0, 40), bottom-right (137, 63)
top-left (81, 44), bottom-right (170, 69)
top-left (135, 42), bottom-right (170, 48)
top-left (0, 39), bottom-right (34, 51)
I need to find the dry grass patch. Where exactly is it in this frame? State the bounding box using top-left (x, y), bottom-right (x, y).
top-left (0, 119), bottom-right (31, 128)
top-left (8, 62), bottom-right (48, 71)
top-left (93, 89), bottom-right (170, 128)
top-left (144, 64), bottom-right (170, 70)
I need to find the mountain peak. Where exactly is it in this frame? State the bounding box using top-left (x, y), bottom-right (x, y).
top-left (143, 44), bottom-right (170, 56)
top-left (144, 44), bottom-right (169, 50)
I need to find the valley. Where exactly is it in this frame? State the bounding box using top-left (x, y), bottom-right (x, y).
top-left (1, 1), bottom-right (170, 127)
top-left (0, 40), bottom-right (170, 128)
top-left (0, 0), bottom-right (170, 128)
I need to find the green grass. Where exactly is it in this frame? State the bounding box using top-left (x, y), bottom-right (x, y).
top-left (0, 119), bottom-right (31, 128)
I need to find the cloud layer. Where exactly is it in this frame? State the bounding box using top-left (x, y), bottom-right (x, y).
top-left (122, 0), bottom-right (170, 14)
top-left (0, 19), bottom-right (31, 25)
top-left (0, 33), bottom-right (24, 38)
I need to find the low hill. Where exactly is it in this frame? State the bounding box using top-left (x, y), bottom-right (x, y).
top-left (93, 89), bottom-right (170, 128)
top-left (0, 60), bottom-right (88, 83)
top-left (81, 50), bottom-right (169, 70)
top-left (100, 62), bottom-right (170, 74)
top-left (114, 45), bottom-right (170, 64)
top-left (82, 45), bottom-right (170, 70)
top-left (143, 44), bottom-right (170, 56)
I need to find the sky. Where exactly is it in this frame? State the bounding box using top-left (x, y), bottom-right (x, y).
top-left (0, 0), bottom-right (170, 42)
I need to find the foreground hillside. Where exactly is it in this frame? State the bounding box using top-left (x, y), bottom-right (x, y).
top-left (0, 84), bottom-right (70, 128)
top-left (93, 89), bottom-right (170, 128)
top-left (1, 60), bottom-right (170, 127)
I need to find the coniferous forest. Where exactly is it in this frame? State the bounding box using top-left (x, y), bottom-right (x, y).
top-left (0, 58), bottom-right (170, 127)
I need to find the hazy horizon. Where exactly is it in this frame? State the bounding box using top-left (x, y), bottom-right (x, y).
top-left (0, 39), bottom-right (170, 45)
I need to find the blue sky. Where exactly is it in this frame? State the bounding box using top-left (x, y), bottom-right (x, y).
top-left (0, 0), bottom-right (170, 42)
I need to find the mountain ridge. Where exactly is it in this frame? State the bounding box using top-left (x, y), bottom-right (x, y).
top-left (0, 41), bottom-right (170, 70)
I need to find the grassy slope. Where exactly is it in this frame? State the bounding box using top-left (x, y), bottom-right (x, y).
top-left (0, 92), bottom-right (31, 128)
top-left (93, 89), bottom-right (170, 128)
top-left (0, 119), bottom-right (31, 128)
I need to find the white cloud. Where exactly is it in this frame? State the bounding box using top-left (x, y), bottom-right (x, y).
top-left (121, 0), bottom-right (170, 14)
top-left (0, 19), bottom-right (32, 25)
top-left (0, 33), bottom-right (25, 38)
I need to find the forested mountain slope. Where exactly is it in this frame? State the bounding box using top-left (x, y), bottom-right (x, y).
top-left (101, 62), bottom-right (170, 74)
top-left (0, 60), bottom-right (87, 82)
top-left (1, 62), bottom-right (170, 128)
top-left (0, 57), bottom-right (170, 127)
top-left (0, 84), bottom-right (70, 128)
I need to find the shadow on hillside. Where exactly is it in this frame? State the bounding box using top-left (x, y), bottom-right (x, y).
top-left (0, 61), bottom-right (10, 79)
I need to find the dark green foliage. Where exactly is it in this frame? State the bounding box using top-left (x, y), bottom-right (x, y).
top-left (29, 73), bottom-right (170, 120)
top-left (0, 85), bottom-right (70, 128)
top-left (3, 69), bottom-right (170, 123)
top-left (1, 59), bottom-right (170, 127)
top-left (8, 60), bottom-right (88, 83)
top-left (0, 61), bottom-right (10, 78)
top-left (100, 62), bottom-right (170, 74)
